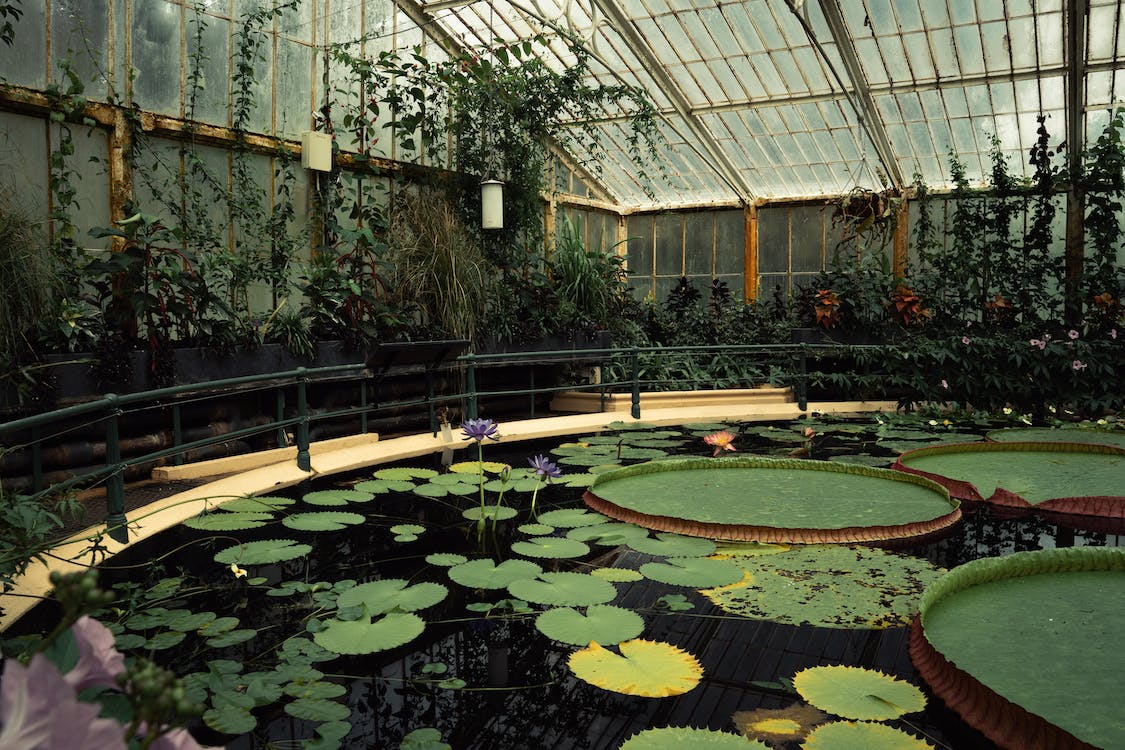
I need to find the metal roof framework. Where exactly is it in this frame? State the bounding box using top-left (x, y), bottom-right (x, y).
top-left (396, 0), bottom-right (1124, 210)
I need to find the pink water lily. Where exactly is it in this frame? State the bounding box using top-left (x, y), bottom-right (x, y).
top-left (703, 430), bottom-right (737, 457)
top-left (148, 727), bottom-right (225, 750)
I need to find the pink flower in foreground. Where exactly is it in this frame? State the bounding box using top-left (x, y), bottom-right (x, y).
top-left (0, 654), bottom-right (126, 750)
top-left (1068, 329), bottom-right (1079, 340)
top-left (1073, 360), bottom-right (1087, 371)
top-left (939, 379), bottom-right (949, 389)
top-left (1111, 329), bottom-right (1118, 339)
top-left (961, 336), bottom-right (972, 345)
top-left (703, 430), bottom-right (737, 457)
top-left (1029, 338), bottom-right (1043, 349)
top-left (64, 616), bottom-right (126, 693)
top-left (148, 727), bottom-right (225, 750)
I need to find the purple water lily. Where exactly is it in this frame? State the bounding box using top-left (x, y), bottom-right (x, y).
top-left (460, 418), bottom-right (500, 443)
top-left (64, 616), bottom-right (126, 693)
top-left (0, 654), bottom-right (126, 750)
top-left (527, 454), bottom-right (563, 479)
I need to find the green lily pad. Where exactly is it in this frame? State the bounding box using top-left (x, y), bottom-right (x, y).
top-left (429, 473), bottom-right (478, 486)
top-left (518, 523), bottom-right (555, 535)
top-left (448, 559), bottom-right (542, 589)
top-left (353, 479), bottom-right (398, 494)
top-left (145, 630), bottom-right (186, 650)
top-left (620, 727), bottom-right (770, 749)
top-left (802, 721), bottom-right (935, 749)
top-left (511, 536), bottom-right (591, 559)
top-left (425, 553), bottom-right (468, 567)
top-left (413, 483), bottom-right (453, 498)
top-left (682, 423), bottom-right (734, 432)
top-left (701, 545), bottom-right (943, 628)
top-left (628, 533), bottom-right (716, 558)
top-left (507, 572), bottom-right (617, 606)
top-left (375, 467), bottom-right (438, 480)
top-left (558, 453), bottom-right (629, 467)
top-left (568, 639), bottom-right (702, 697)
top-left (283, 680), bottom-right (347, 699)
top-left (537, 508), bottom-right (608, 528)
top-left (220, 495), bottom-right (295, 512)
top-left (337, 579), bottom-right (447, 615)
top-left (283, 511), bottom-right (366, 531)
top-left (203, 706), bottom-right (257, 735)
top-left (401, 727), bottom-right (452, 750)
top-left (449, 460), bottom-right (508, 474)
top-left (284, 697), bottom-right (351, 722)
top-left (828, 454), bottom-right (893, 467)
top-left (462, 506), bottom-right (518, 521)
top-left (535, 604), bottom-right (644, 646)
top-left (640, 557), bottom-right (743, 587)
top-left (205, 629), bottom-right (257, 648)
top-left (589, 567), bottom-right (644, 582)
top-left (988, 427), bottom-right (1125, 447)
top-left (214, 539), bottom-right (312, 565)
top-left (793, 665), bottom-right (926, 721)
top-left (606, 421), bottom-right (658, 430)
top-left (303, 489), bottom-right (375, 506)
top-left (313, 613), bottom-right (425, 655)
top-left (184, 511), bottom-right (273, 531)
top-left (198, 616), bottom-right (240, 636)
top-left (560, 473), bottom-right (598, 487)
top-left (165, 611), bottom-right (216, 631)
top-left (390, 524), bottom-right (426, 536)
top-left (567, 523), bottom-right (650, 545)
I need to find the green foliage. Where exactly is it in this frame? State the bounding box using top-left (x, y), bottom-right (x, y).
top-left (792, 665), bottom-right (926, 721)
top-left (213, 538), bottom-right (312, 565)
top-left (638, 557), bottom-right (743, 588)
top-left (551, 217), bottom-right (629, 334)
top-left (620, 727), bottom-right (770, 749)
top-left (507, 572), bottom-right (617, 606)
top-left (534, 604), bottom-right (644, 646)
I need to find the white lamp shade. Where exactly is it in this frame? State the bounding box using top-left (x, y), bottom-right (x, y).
top-left (481, 180), bottom-right (504, 229)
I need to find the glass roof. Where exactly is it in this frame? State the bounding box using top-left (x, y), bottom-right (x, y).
top-left (410, 0), bottom-right (1124, 209)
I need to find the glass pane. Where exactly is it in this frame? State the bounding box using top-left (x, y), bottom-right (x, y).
top-left (626, 214), bottom-right (654, 277)
top-left (277, 40), bottom-right (313, 138)
top-left (714, 210), bottom-right (744, 274)
top-left (0, 111), bottom-right (49, 225)
top-left (654, 213), bottom-right (683, 275)
top-left (790, 205), bottom-right (824, 273)
top-left (757, 206), bottom-right (789, 273)
top-left (684, 212), bottom-right (713, 275)
top-left (187, 13), bottom-right (230, 125)
top-left (52, 0), bottom-right (109, 100)
top-left (0, 0), bottom-right (46, 88)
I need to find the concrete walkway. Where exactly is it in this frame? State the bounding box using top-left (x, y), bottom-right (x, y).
top-left (0, 399), bottom-right (895, 630)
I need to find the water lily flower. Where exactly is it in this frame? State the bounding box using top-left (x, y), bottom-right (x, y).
top-left (229, 563), bottom-right (247, 579)
top-left (64, 616), bottom-right (126, 693)
top-left (942, 419), bottom-right (952, 426)
top-left (0, 654), bottom-right (127, 750)
top-left (803, 427), bottom-right (816, 438)
top-left (1068, 329), bottom-right (1079, 340)
top-left (703, 430), bottom-right (737, 457)
top-left (527, 455), bottom-right (562, 480)
top-left (928, 419), bottom-right (938, 426)
top-left (148, 728), bottom-right (224, 750)
top-left (460, 418), bottom-right (500, 443)
top-left (1073, 360), bottom-right (1087, 371)
top-left (1002, 407), bottom-right (1013, 415)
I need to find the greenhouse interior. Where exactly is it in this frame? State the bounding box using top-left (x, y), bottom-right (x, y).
top-left (0, 0), bottom-right (1123, 748)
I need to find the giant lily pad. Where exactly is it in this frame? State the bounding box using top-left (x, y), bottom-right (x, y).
top-left (568, 639), bottom-right (702, 697)
top-left (447, 559), bottom-right (542, 589)
top-left (895, 441), bottom-right (1125, 521)
top-left (701, 545), bottom-right (943, 629)
top-left (507, 572), bottom-right (617, 606)
top-left (313, 613), bottom-right (425, 655)
top-left (534, 604), bottom-right (644, 646)
top-left (912, 546), bottom-right (1125, 750)
top-left (987, 426), bottom-right (1125, 449)
top-left (792, 665), bottom-right (926, 720)
top-left (585, 457), bottom-right (959, 544)
top-left (336, 579), bottom-right (447, 615)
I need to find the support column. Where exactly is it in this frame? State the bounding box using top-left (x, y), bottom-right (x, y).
top-left (109, 109), bottom-right (135, 250)
top-left (892, 199), bottom-right (909, 280)
top-left (744, 203), bottom-right (759, 301)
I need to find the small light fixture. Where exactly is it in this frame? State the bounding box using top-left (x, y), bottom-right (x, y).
top-left (300, 130), bottom-right (332, 172)
top-left (481, 179), bottom-right (504, 229)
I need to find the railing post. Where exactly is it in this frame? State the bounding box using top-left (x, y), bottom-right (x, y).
top-left (104, 395), bottom-right (128, 543)
top-left (31, 426), bottom-right (43, 492)
top-left (464, 355), bottom-right (478, 420)
top-left (296, 369), bottom-right (311, 472)
top-left (798, 345), bottom-right (808, 412)
top-left (630, 349), bottom-right (641, 419)
top-left (275, 389), bottom-right (287, 446)
top-left (171, 402), bottom-right (184, 466)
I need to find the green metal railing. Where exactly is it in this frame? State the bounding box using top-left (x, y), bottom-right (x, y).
top-left (0, 342), bottom-right (869, 542)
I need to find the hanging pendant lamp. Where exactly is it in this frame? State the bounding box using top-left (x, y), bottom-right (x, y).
top-left (481, 179), bottom-right (504, 229)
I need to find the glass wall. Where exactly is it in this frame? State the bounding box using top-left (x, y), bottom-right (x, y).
top-left (625, 210), bottom-right (745, 302)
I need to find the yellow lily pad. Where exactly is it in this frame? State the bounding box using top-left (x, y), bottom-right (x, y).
top-left (567, 639), bottom-right (702, 697)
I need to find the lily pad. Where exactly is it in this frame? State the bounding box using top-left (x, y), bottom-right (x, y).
top-left (620, 727), bottom-right (769, 749)
top-left (337, 579), bottom-right (447, 615)
top-left (589, 568), bottom-right (644, 582)
top-left (700, 545), bottom-right (943, 629)
top-left (144, 630), bottom-right (186, 650)
top-left (205, 629), bottom-right (257, 648)
top-left (401, 727), bottom-right (452, 750)
top-left (448, 559), bottom-right (542, 589)
top-left (802, 721), bottom-right (935, 749)
top-left (732, 704), bottom-right (828, 746)
top-left (282, 511), bottom-right (365, 531)
top-left (214, 539), bottom-right (312, 565)
top-left (449, 460), bottom-right (508, 474)
top-left (511, 536), bottom-right (591, 559)
top-left (792, 665), bottom-right (926, 721)
top-left (535, 604), bottom-right (644, 646)
top-left (413, 484), bottom-right (453, 498)
top-left (567, 523), bottom-right (650, 545)
top-left (429, 473), bottom-right (478, 486)
top-left (462, 506), bottom-right (518, 521)
top-left (568, 639), bottom-right (702, 697)
top-left (353, 479), bottom-right (403, 494)
top-left (987, 427), bottom-right (1125, 448)
top-left (518, 523), bottom-right (555, 535)
top-left (375, 467), bottom-right (438, 480)
top-left (508, 572), bottom-right (617, 606)
top-left (640, 557), bottom-right (743, 588)
top-left (283, 681), bottom-right (347, 699)
top-left (425, 553), bottom-right (468, 567)
top-left (284, 697), bottom-right (351, 722)
top-left (184, 511), bottom-right (273, 531)
top-left (313, 613), bottom-right (425, 655)
top-left (536, 508), bottom-right (608, 528)
top-left (220, 495), bottom-right (295, 512)
top-left (628, 533), bottom-right (716, 558)
top-left (198, 617), bottom-right (240, 636)
top-left (203, 706), bottom-right (257, 735)
top-left (303, 489), bottom-right (375, 506)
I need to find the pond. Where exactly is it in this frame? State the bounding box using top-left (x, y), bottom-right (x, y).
top-left (12, 415), bottom-right (1122, 749)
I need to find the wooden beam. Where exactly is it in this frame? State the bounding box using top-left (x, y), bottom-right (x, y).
top-left (1064, 0), bottom-right (1088, 326)
top-left (745, 203), bottom-right (759, 301)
